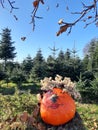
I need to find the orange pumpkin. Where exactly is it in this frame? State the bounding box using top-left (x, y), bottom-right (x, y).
top-left (40, 88), bottom-right (76, 126)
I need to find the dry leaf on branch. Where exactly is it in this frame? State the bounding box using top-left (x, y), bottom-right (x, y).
top-left (21, 37), bottom-right (26, 41)
top-left (56, 24), bottom-right (69, 36)
top-left (33, 0), bottom-right (39, 7)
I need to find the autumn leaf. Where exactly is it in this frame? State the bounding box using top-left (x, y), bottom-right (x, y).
top-left (0, 123), bottom-right (4, 129)
top-left (10, 122), bottom-right (22, 129)
top-left (37, 93), bottom-right (42, 102)
top-left (27, 116), bottom-right (37, 126)
top-left (87, 16), bottom-right (92, 19)
top-left (32, 105), bottom-right (40, 118)
top-left (94, 122), bottom-right (97, 128)
top-left (21, 36), bottom-right (26, 41)
top-left (37, 122), bottom-right (46, 130)
top-left (56, 24), bottom-right (69, 36)
top-left (20, 111), bottom-right (28, 122)
top-left (33, 0), bottom-right (39, 8)
top-left (10, 115), bottom-right (17, 124)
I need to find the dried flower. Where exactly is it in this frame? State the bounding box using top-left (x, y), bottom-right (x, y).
top-left (58, 19), bottom-right (63, 25)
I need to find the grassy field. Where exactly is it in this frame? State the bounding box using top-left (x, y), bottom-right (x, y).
top-left (76, 102), bottom-right (98, 130)
top-left (0, 80), bottom-right (98, 130)
top-left (0, 89), bottom-right (98, 130)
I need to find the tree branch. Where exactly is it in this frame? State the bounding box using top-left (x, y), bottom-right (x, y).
top-left (30, 0), bottom-right (44, 31)
top-left (0, 0), bottom-right (19, 12)
top-left (57, 0), bottom-right (98, 35)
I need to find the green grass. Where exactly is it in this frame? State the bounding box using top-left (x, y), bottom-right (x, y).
top-left (76, 102), bottom-right (98, 130)
top-left (0, 90), bottom-right (98, 130)
top-left (0, 90), bottom-right (38, 119)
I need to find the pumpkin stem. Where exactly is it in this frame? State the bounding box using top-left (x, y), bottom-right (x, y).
top-left (50, 94), bottom-right (58, 103)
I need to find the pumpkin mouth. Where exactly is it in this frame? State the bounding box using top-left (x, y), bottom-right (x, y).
top-left (48, 103), bottom-right (64, 109)
top-left (49, 103), bottom-right (59, 109)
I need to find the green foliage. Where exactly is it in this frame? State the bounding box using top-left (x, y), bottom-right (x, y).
top-left (83, 38), bottom-right (98, 72)
top-left (0, 81), bottom-right (17, 95)
top-left (90, 76), bottom-right (98, 97)
top-left (11, 74), bottom-right (26, 85)
top-left (0, 87), bottom-right (15, 95)
top-left (76, 73), bottom-right (98, 103)
top-left (19, 83), bottom-right (40, 94)
top-left (0, 36), bottom-right (97, 103)
top-left (0, 70), bottom-right (6, 80)
top-left (76, 102), bottom-right (98, 130)
top-left (46, 55), bottom-right (58, 78)
top-left (21, 55), bottom-right (33, 80)
top-left (1, 82), bottom-right (17, 88)
top-left (0, 92), bottom-right (98, 130)
top-left (0, 90), bottom-right (37, 119)
top-left (0, 28), bottom-right (16, 63)
top-left (10, 66), bottom-right (26, 87)
top-left (0, 81), bottom-right (40, 95)
top-left (30, 49), bottom-right (47, 81)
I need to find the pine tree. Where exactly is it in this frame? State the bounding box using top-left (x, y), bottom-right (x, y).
top-left (56, 50), bottom-right (65, 77)
top-left (47, 55), bottom-right (57, 78)
top-left (0, 28), bottom-right (16, 70)
top-left (82, 55), bottom-right (89, 71)
top-left (22, 55), bottom-right (33, 80)
top-left (57, 50), bottom-right (65, 62)
top-left (93, 42), bottom-right (98, 71)
top-left (83, 38), bottom-right (98, 72)
top-left (64, 49), bottom-right (71, 64)
top-left (30, 49), bottom-right (47, 81)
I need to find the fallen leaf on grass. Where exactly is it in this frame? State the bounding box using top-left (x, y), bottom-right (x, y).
top-left (20, 111), bottom-right (28, 122)
top-left (37, 122), bottom-right (46, 130)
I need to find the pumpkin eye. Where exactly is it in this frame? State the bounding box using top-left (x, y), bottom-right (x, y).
top-left (50, 94), bottom-right (58, 103)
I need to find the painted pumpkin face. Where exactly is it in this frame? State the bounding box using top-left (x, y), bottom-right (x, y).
top-left (40, 88), bottom-right (76, 126)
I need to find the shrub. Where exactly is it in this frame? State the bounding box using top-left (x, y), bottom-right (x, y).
top-left (0, 71), bottom-right (6, 80)
top-left (1, 82), bottom-right (17, 88)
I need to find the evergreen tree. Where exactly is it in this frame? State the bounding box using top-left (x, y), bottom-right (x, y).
top-left (30, 49), bottom-right (47, 81)
top-left (88, 39), bottom-right (96, 71)
top-left (83, 38), bottom-right (98, 72)
top-left (21, 55), bottom-right (33, 80)
top-left (56, 50), bottom-right (65, 77)
top-left (11, 63), bottom-right (26, 87)
top-left (46, 55), bottom-right (58, 78)
top-left (64, 49), bottom-right (71, 62)
top-left (49, 45), bottom-right (59, 59)
top-left (92, 40), bottom-right (98, 72)
top-left (33, 49), bottom-right (44, 63)
top-left (0, 28), bottom-right (16, 70)
top-left (82, 55), bottom-right (89, 71)
top-left (64, 48), bottom-right (83, 81)
top-left (57, 50), bottom-right (65, 62)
